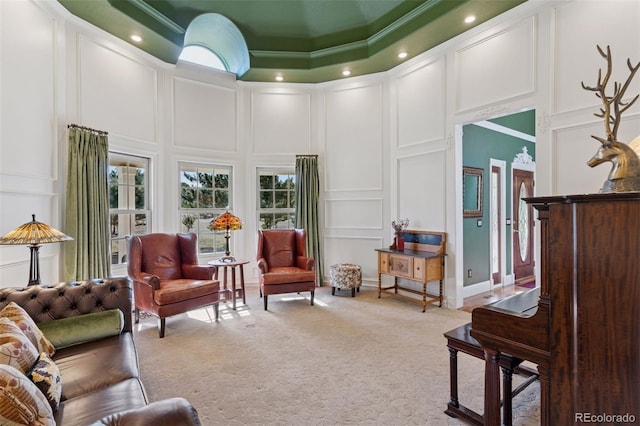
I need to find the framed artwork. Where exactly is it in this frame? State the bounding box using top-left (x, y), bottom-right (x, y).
top-left (463, 166), bottom-right (483, 218)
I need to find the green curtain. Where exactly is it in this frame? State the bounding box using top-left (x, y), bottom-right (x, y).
top-left (295, 155), bottom-right (323, 286)
top-left (65, 126), bottom-right (111, 281)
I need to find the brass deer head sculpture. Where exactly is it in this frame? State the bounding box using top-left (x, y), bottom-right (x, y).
top-left (581, 45), bottom-right (640, 193)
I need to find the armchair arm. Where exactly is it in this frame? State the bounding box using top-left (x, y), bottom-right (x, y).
top-left (91, 397), bottom-right (201, 426)
top-left (182, 264), bottom-right (216, 280)
top-left (296, 256), bottom-right (314, 271)
top-left (130, 273), bottom-right (161, 291)
top-left (257, 258), bottom-right (269, 274)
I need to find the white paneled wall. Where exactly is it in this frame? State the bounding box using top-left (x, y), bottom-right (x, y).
top-left (455, 17), bottom-right (536, 113)
top-left (173, 77), bottom-right (237, 151)
top-left (251, 90), bottom-right (312, 154)
top-left (324, 83), bottom-right (384, 192)
top-left (78, 36), bottom-right (158, 142)
top-left (396, 58), bottom-right (446, 147)
top-left (1, 0), bottom-right (639, 309)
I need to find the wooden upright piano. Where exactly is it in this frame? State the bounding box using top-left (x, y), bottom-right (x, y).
top-left (471, 192), bottom-right (640, 425)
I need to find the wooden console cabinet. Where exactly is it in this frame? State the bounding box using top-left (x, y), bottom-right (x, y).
top-left (376, 230), bottom-right (446, 312)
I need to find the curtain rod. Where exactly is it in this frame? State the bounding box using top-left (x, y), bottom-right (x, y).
top-left (296, 154), bottom-right (318, 158)
top-left (67, 124), bottom-right (108, 135)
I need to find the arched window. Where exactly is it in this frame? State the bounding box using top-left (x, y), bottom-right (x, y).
top-left (179, 13), bottom-right (249, 77)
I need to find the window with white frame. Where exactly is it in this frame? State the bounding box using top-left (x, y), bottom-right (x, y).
top-left (258, 168), bottom-right (296, 229)
top-left (179, 163), bottom-right (233, 254)
top-left (108, 153), bottom-right (151, 265)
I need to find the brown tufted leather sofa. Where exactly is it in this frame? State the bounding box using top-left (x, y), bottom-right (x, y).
top-left (0, 277), bottom-right (201, 426)
top-left (257, 228), bottom-right (316, 310)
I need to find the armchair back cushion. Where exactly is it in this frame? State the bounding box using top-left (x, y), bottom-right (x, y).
top-left (258, 229), bottom-right (307, 268)
top-left (129, 233), bottom-right (199, 280)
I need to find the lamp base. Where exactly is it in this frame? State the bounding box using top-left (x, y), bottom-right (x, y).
top-left (218, 255), bottom-right (236, 263)
top-left (28, 244), bottom-right (41, 286)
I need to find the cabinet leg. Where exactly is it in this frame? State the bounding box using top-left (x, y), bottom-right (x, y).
top-left (422, 282), bottom-right (427, 312)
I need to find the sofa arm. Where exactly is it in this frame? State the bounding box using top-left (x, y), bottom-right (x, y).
top-left (90, 397), bottom-right (201, 426)
top-left (296, 256), bottom-right (314, 271)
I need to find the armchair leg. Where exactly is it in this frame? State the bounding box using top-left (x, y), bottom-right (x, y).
top-left (264, 295), bottom-right (268, 310)
top-left (310, 291), bottom-right (315, 306)
top-left (158, 318), bottom-right (165, 338)
top-left (214, 302), bottom-right (219, 320)
top-left (134, 308), bottom-right (140, 324)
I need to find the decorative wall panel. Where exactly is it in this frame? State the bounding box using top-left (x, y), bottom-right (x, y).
top-left (174, 77), bottom-right (237, 151)
top-left (325, 84), bottom-right (383, 191)
top-left (324, 199), bottom-right (382, 229)
top-left (553, 115), bottom-right (640, 195)
top-left (251, 91), bottom-right (311, 154)
top-left (78, 36), bottom-right (157, 142)
top-left (396, 58), bottom-right (446, 147)
top-left (553, 1), bottom-right (640, 114)
top-left (398, 151), bottom-right (446, 230)
top-left (455, 17), bottom-right (535, 113)
top-left (0, 0), bottom-right (55, 179)
top-left (323, 236), bottom-right (383, 281)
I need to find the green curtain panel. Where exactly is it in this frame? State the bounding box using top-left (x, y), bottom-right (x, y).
top-left (295, 155), bottom-right (323, 286)
top-left (65, 126), bottom-right (111, 281)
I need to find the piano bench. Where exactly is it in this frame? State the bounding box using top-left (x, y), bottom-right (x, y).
top-left (444, 322), bottom-right (539, 426)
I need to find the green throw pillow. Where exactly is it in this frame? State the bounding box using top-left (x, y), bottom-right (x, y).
top-left (37, 309), bottom-right (124, 349)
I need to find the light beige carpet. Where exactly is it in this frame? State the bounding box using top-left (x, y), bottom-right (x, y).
top-left (133, 285), bottom-right (540, 425)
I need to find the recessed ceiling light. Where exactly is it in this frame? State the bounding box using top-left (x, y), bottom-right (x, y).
top-left (275, 75), bottom-right (284, 82)
top-left (130, 34), bottom-right (142, 43)
top-left (464, 15), bottom-right (476, 24)
top-left (342, 69), bottom-right (351, 77)
top-left (398, 52), bottom-right (408, 59)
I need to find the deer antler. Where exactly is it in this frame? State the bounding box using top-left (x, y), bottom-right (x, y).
top-left (581, 45), bottom-right (640, 144)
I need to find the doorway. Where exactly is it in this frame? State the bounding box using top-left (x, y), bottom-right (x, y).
top-left (512, 169), bottom-right (535, 280)
top-left (460, 108), bottom-right (536, 300)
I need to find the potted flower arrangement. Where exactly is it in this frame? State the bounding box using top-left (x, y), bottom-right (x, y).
top-left (391, 218), bottom-right (409, 251)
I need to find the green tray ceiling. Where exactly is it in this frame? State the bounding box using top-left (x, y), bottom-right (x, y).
top-left (57, 0), bottom-right (526, 83)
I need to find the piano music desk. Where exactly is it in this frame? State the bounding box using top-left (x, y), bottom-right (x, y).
top-left (375, 230), bottom-right (446, 312)
top-left (444, 323), bottom-right (539, 426)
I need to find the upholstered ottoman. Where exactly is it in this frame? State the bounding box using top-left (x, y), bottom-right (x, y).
top-left (329, 263), bottom-right (362, 297)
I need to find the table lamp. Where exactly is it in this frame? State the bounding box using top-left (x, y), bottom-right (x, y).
top-left (0, 214), bottom-right (73, 285)
top-left (209, 211), bottom-right (242, 262)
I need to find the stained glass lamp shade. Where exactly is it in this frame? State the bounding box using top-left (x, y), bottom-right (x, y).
top-left (0, 214), bottom-right (73, 285)
top-left (209, 212), bottom-right (242, 262)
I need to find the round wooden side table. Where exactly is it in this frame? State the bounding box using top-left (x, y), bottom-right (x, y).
top-left (208, 259), bottom-right (249, 310)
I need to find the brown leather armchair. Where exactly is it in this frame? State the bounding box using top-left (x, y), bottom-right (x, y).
top-left (127, 233), bottom-right (221, 338)
top-left (256, 229), bottom-right (316, 310)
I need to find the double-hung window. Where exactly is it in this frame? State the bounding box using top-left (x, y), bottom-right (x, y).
top-left (108, 153), bottom-right (150, 265)
top-left (179, 163), bottom-right (232, 254)
top-left (258, 168), bottom-right (295, 229)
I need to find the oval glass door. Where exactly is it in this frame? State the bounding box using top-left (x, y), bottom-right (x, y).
top-left (517, 182), bottom-right (529, 261)
top-left (512, 169), bottom-right (535, 280)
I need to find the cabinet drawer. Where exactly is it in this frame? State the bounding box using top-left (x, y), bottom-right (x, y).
top-left (379, 253), bottom-right (389, 273)
top-left (389, 255), bottom-right (412, 278)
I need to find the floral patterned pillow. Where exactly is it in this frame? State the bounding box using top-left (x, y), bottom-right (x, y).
top-left (0, 317), bottom-right (38, 373)
top-left (27, 352), bottom-right (63, 411)
top-left (0, 363), bottom-right (55, 426)
top-left (0, 302), bottom-right (55, 356)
